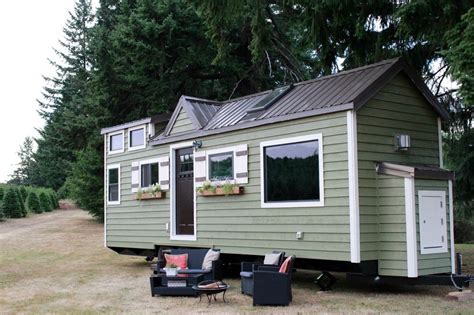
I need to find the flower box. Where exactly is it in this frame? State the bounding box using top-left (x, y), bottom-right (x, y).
top-left (198, 186), bottom-right (244, 197)
top-left (134, 191), bottom-right (166, 200)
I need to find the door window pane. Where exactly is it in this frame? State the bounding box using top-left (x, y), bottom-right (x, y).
top-left (130, 128), bottom-right (145, 147)
top-left (209, 152), bottom-right (233, 180)
top-left (110, 134), bottom-right (123, 151)
top-left (264, 140), bottom-right (320, 202)
top-left (108, 168), bottom-right (119, 202)
top-left (179, 154), bottom-right (193, 172)
top-left (141, 163), bottom-right (159, 187)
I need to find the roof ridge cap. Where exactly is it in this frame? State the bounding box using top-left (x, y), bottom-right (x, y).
top-left (295, 58), bottom-right (401, 87)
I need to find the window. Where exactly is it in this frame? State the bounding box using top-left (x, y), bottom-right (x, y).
top-left (209, 152), bottom-right (233, 180)
top-left (128, 126), bottom-right (146, 150)
top-left (109, 131), bottom-right (124, 153)
top-left (107, 165), bottom-right (120, 205)
top-left (260, 134), bottom-right (324, 208)
top-left (141, 162), bottom-right (159, 188)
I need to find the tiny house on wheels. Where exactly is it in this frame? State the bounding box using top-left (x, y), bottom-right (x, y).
top-left (100, 58), bottom-right (462, 283)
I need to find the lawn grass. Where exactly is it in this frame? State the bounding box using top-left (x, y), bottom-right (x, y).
top-left (0, 209), bottom-right (473, 314)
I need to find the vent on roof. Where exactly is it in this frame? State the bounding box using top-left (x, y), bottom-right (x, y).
top-left (247, 85), bottom-right (293, 114)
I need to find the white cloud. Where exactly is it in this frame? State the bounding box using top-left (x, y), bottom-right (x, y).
top-left (0, 0), bottom-right (77, 183)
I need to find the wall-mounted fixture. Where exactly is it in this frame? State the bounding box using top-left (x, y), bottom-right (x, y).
top-left (192, 140), bottom-right (202, 149)
top-left (395, 134), bottom-right (411, 151)
top-left (296, 231), bottom-right (304, 240)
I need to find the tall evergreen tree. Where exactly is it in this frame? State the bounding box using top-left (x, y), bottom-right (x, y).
top-left (8, 137), bottom-right (35, 185)
top-left (31, 0), bottom-right (94, 190)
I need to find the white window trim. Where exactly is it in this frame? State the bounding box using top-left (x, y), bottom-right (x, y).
top-left (260, 133), bottom-right (324, 208)
top-left (108, 130), bottom-right (124, 154)
top-left (169, 141), bottom-right (197, 241)
top-left (138, 158), bottom-right (160, 189)
top-left (418, 190), bottom-right (448, 255)
top-left (128, 125), bottom-right (147, 151)
top-left (106, 163), bottom-right (121, 205)
top-left (206, 146), bottom-right (236, 185)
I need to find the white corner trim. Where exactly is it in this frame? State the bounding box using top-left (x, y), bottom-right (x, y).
top-left (404, 177), bottom-right (418, 278)
top-left (106, 163), bottom-right (121, 206)
top-left (438, 118), bottom-right (443, 168)
top-left (128, 124), bottom-right (147, 151)
top-left (448, 180), bottom-right (455, 274)
top-left (347, 110), bottom-right (360, 263)
top-left (169, 141), bottom-right (197, 241)
top-left (108, 130), bottom-right (125, 154)
top-left (103, 135), bottom-right (107, 248)
top-left (138, 157), bottom-right (160, 189)
top-left (259, 133), bottom-right (324, 208)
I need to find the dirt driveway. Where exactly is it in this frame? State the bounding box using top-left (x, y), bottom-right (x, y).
top-left (0, 209), bottom-right (473, 314)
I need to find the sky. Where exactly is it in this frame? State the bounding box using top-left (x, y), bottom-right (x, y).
top-left (0, 1), bottom-right (78, 182)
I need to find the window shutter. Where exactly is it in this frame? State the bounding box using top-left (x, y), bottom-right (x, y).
top-left (131, 161), bottom-right (140, 193)
top-left (234, 144), bottom-right (248, 184)
top-left (158, 156), bottom-right (170, 190)
top-left (194, 150), bottom-right (206, 187)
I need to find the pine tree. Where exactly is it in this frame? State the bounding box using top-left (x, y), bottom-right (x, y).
top-left (49, 193), bottom-right (57, 210)
top-left (0, 187), bottom-right (4, 200)
top-left (14, 188), bottom-right (27, 217)
top-left (39, 192), bottom-right (53, 212)
top-left (27, 192), bottom-right (42, 214)
top-left (0, 201), bottom-right (4, 221)
top-left (20, 186), bottom-right (28, 201)
top-left (3, 189), bottom-right (22, 218)
top-left (31, 0), bottom-right (94, 190)
top-left (8, 138), bottom-right (35, 185)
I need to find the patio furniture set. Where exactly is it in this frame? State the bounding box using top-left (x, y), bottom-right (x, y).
top-left (150, 248), bottom-right (295, 306)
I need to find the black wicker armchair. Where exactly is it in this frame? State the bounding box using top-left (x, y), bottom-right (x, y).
top-left (252, 255), bottom-right (295, 306)
top-left (240, 251), bottom-right (285, 296)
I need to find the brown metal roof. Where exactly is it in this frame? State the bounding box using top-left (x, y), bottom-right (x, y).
top-left (149, 57), bottom-right (449, 145)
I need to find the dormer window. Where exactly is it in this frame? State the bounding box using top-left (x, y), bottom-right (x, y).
top-left (128, 125), bottom-right (146, 150)
top-left (109, 131), bottom-right (124, 154)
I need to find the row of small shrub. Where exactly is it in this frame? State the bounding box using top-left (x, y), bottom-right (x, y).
top-left (0, 184), bottom-right (59, 220)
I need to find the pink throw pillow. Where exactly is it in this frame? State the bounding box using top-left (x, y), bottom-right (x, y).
top-left (164, 254), bottom-right (188, 269)
top-left (278, 256), bottom-right (292, 273)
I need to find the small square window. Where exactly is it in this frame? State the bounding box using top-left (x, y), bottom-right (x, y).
top-left (209, 152), bottom-right (233, 181)
top-left (110, 133), bottom-right (123, 152)
top-left (141, 163), bottom-right (159, 188)
top-left (130, 128), bottom-right (145, 148)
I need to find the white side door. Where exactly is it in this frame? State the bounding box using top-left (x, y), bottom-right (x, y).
top-left (418, 190), bottom-right (448, 254)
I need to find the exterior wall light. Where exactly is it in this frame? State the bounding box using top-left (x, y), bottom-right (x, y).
top-left (192, 140), bottom-right (202, 149)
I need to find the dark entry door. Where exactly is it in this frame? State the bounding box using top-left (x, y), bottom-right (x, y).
top-left (175, 147), bottom-right (194, 235)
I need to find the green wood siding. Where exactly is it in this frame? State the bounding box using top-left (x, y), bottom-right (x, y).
top-left (105, 111), bottom-right (351, 261)
top-left (357, 73), bottom-right (440, 261)
top-left (415, 179), bottom-right (452, 275)
top-left (376, 174), bottom-right (407, 277)
top-left (169, 108), bottom-right (194, 135)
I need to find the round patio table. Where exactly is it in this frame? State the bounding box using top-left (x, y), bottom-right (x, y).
top-left (192, 281), bottom-right (229, 305)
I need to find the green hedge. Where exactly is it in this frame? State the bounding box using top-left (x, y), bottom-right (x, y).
top-left (0, 184), bottom-right (59, 218)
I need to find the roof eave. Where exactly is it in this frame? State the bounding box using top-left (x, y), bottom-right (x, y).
top-left (150, 103), bottom-right (353, 146)
top-left (100, 117), bottom-right (151, 135)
